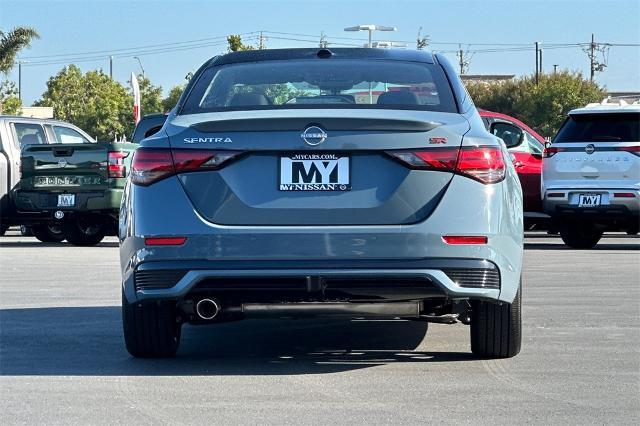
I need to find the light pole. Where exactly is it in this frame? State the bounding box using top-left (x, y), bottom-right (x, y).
top-left (344, 24), bottom-right (397, 48)
top-left (133, 56), bottom-right (145, 79)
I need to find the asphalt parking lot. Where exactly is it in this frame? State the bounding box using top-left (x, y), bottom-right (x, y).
top-left (1, 231), bottom-right (639, 424)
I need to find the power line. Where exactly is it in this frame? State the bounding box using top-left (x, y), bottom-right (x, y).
top-left (18, 32), bottom-right (259, 60)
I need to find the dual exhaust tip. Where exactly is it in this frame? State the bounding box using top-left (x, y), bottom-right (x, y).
top-left (195, 298), bottom-right (220, 320)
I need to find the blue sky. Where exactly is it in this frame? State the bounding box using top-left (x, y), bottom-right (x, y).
top-left (2, 0), bottom-right (639, 105)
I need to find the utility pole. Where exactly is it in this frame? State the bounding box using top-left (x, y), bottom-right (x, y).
top-left (589, 33), bottom-right (595, 81)
top-left (258, 31), bottom-right (266, 50)
top-left (535, 41), bottom-right (539, 84)
top-left (456, 44), bottom-right (469, 75)
top-left (319, 31), bottom-right (328, 48)
top-left (18, 61), bottom-right (22, 101)
top-left (109, 56), bottom-right (113, 79)
top-left (582, 33), bottom-right (608, 81)
top-left (538, 46), bottom-right (543, 75)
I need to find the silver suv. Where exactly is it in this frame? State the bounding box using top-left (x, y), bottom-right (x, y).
top-left (542, 99), bottom-right (640, 248)
top-left (119, 48), bottom-right (523, 358)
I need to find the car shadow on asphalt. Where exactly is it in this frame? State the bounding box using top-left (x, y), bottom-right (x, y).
top-left (524, 242), bottom-right (639, 250)
top-left (0, 241), bottom-right (118, 248)
top-left (0, 306), bottom-right (474, 376)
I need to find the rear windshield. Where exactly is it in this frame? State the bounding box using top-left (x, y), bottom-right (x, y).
top-left (181, 59), bottom-right (457, 114)
top-left (554, 113), bottom-right (640, 143)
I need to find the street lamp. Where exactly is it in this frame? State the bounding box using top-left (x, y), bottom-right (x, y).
top-left (133, 56), bottom-right (145, 79)
top-left (344, 24), bottom-right (397, 48)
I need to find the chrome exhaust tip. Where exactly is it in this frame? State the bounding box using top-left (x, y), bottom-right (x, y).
top-left (195, 298), bottom-right (220, 320)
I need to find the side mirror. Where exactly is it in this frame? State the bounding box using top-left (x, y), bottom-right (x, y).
top-left (490, 121), bottom-right (524, 149)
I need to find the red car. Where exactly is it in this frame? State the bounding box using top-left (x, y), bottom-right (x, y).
top-left (479, 110), bottom-right (546, 219)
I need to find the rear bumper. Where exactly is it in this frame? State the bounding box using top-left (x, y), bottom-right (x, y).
top-left (12, 188), bottom-right (122, 213)
top-left (124, 258), bottom-right (501, 304)
top-left (543, 188), bottom-right (640, 226)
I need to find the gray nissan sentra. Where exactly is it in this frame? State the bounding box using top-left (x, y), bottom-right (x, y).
top-left (119, 48), bottom-right (523, 358)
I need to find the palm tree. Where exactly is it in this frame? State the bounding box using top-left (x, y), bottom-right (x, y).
top-left (0, 26), bottom-right (39, 73)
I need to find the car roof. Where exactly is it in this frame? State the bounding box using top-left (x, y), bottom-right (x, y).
top-left (0, 115), bottom-right (77, 126)
top-left (570, 98), bottom-right (640, 115)
top-left (210, 48), bottom-right (436, 66)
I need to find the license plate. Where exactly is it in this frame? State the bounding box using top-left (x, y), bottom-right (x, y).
top-left (57, 194), bottom-right (75, 207)
top-left (578, 194), bottom-right (601, 207)
top-left (279, 154), bottom-right (350, 191)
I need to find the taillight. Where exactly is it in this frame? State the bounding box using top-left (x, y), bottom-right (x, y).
top-left (386, 146), bottom-right (505, 184)
top-left (130, 148), bottom-right (243, 186)
top-left (456, 146), bottom-right (505, 184)
top-left (108, 151), bottom-right (129, 178)
top-left (543, 147), bottom-right (564, 158)
top-left (387, 148), bottom-right (459, 171)
top-left (618, 146), bottom-right (640, 156)
top-left (613, 192), bottom-right (636, 198)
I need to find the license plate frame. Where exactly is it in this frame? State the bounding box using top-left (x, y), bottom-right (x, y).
top-left (577, 194), bottom-right (601, 208)
top-left (57, 194), bottom-right (75, 207)
top-left (279, 153), bottom-right (351, 192)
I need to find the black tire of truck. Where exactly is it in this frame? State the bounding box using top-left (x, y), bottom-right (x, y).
top-left (122, 290), bottom-right (182, 358)
top-left (0, 224), bottom-right (8, 236)
top-left (32, 224), bottom-right (65, 243)
top-left (470, 280), bottom-right (522, 359)
top-left (559, 223), bottom-right (602, 249)
top-left (63, 218), bottom-right (105, 246)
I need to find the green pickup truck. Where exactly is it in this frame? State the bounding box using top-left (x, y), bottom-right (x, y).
top-left (16, 138), bottom-right (136, 245)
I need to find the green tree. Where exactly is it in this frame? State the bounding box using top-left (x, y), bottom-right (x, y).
top-left (465, 71), bottom-right (606, 137)
top-left (0, 26), bottom-right (39, 73)
top-left (227, 35), bottom-right (255, 52)
top-left (35, 65), bottom-right (133, 140)
top-left (135, 75), bottom-right (163, 114)
top-left (0, 80), bottom-right (21, 114)
top-left (162, 84), bottom-right (184, 112)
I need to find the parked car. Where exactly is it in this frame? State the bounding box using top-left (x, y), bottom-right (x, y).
top-left (120, 48), bottom-right (523, 358)
top-left (542, 99), bottom-right (639, 248)
top-left (0, 116), bottom-right (93, 242)
top-left (480, 110), bottom-right (546, 224)
top-left (10, 119), bottom-right (137, 245)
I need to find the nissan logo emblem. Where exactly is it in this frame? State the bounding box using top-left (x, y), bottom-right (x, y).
top-left (58, 159), bottom-right (68, 168)
top-left (301, 125), bottom-right (327, 146)
top-left (585, 144), bottom-right (595, 155)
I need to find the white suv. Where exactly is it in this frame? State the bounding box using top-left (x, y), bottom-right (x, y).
top-left (542, 99), bottom-right (640, 248)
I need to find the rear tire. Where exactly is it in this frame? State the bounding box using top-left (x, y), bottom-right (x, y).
top-left (63, 217), bottom-right (105, 246)
top-left (122, 291), bottom-right (181, 358)
top-left (559, 224), bottom-right (602, 249)
top-left (470, 283), bottom-right (522, 358)
top-left (32, 224), bottom-right (65, 243)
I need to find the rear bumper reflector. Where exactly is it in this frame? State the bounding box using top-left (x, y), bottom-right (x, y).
top-left (145, 237), bottom-right (187, 246)
top-left (547, 192), bottom-right (564, 198)
top-left (613, 193), bottom-right (636, 198)
top-left (442, 235), bottom-right (488, 245)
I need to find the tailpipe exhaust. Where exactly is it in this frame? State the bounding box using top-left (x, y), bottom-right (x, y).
top-left (195, 298), bottom-right (220, 320)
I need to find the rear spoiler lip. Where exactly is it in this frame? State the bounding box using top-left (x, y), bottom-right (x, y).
top-left (190, 117), bottom-right (443, 133)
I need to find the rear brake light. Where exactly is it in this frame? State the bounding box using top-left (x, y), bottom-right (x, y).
top-left (543, 147), bottom-right (565, 158)
top-left (618, 146), bottom-right (640, 156)
top-left (613, 192), bottom-right (636, 198)
top-left (108, 151), bottom-right (129, 178)
top-left (130, 148), bottom-right (243, 186)
top-left (386, 146), bottom-right (505, 184)
top-left (442, 235), bottom-right (488, 245)
top-left (145, 237), bottom-right (187, 246)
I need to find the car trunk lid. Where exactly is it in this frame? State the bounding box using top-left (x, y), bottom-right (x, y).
top-left (165, 109), bottom-right (469, 226)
